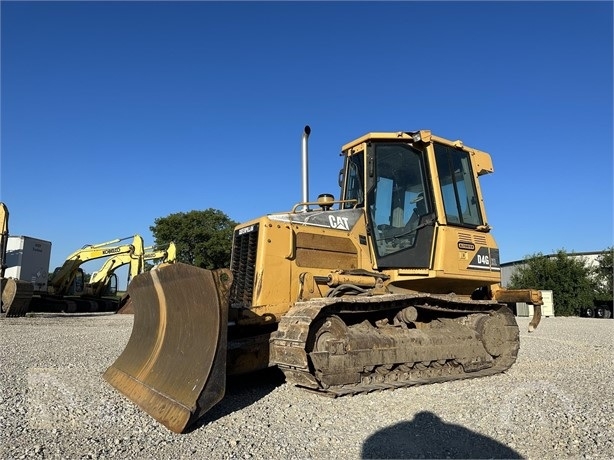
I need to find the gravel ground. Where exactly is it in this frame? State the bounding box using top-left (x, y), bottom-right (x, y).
top-left (0, 313), bottom-right (612, 460)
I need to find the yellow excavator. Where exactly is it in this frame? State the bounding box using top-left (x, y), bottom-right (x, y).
top-left (25, 235), bottom-right (145, 314)
top-left (105, 127), bottom-right (543, 434)
top-left (47, 235), bottom-right (144, 297)
top-left (0, 202), bottom-right (34, 317)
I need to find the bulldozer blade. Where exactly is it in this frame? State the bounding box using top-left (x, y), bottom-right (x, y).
top-left (103, 263), bottom-right (232, 433)
top-left (1, 278), bottom-right (34, 317)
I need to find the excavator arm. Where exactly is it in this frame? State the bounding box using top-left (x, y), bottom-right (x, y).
top-left (113, 242), bottom-right (177, 315)
top-left (86, 241), bottom-right (175, 298)
top-left (144, 242), bottom-right (177, 265)
top-left (85, 236), bottom-right (145, 297)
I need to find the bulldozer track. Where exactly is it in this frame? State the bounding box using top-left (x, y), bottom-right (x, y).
top-left (270, 294), bottom-right (519, 397)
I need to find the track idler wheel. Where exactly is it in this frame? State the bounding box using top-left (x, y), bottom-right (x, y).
top-left (476, 307), bottom-right (519, 363)
top-left (312, 315), bottom-right (348, 354)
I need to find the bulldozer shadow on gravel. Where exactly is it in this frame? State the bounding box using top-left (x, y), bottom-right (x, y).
top-left (362, 411), bottom-right (522, 459)
top-left (187, 367), bottom-right (286, 432)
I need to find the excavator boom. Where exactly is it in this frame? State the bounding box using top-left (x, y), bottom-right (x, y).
top-left (86, 235), bottom-right (145, 297)
top-left (144, 242), bottom-right (177, 264)
top-left (114, 242), bottom-right (177, 314)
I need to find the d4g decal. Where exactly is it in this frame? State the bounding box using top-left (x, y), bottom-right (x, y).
top-left (467, 247), bottom-right (500, 271)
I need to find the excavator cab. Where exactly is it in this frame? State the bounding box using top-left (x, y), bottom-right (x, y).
top-left (104, 274), bottom-right (118, 296)
top-left (88, 270), bottom-right (118, 296)
top-left (67, 268), bottom-right (86, 296)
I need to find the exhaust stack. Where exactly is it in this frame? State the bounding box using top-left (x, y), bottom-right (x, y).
top-left (301, 125), bottom-right (311, 211)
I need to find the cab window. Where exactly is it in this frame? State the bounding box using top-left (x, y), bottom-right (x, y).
top-left (342, 153), bottom-right (364, 208)
top-left (369, 143), bottom-right (430, 257)
top-left (434, 143), bottom-right (483, 226)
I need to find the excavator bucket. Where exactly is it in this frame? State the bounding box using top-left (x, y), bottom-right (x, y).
top-left (103, 263), bottom-right (232, 433)
top-left (116, 294), bottom-right (134, 314)
top-left (1, 278), bottom-right (34, 317)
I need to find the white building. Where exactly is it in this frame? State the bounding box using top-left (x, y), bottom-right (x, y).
top-left (500, 251), bottom-right (606, 288)
top-left (500, 250), bottom-right (608, 318)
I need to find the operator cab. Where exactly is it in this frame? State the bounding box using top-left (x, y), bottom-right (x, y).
top-left (339, 131), bottom-right (487, 270)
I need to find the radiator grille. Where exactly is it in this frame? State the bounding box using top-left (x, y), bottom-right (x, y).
top-left (229, 224), bottom-right (259, 308)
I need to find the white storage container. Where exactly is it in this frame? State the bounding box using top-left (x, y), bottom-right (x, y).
top-left (539, 290), bottom-right (554, 317)
top-left (4, 236), bottom-right (52, 293)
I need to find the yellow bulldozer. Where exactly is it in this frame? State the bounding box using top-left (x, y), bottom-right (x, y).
top-left (105, 127), bottom-right (543, 434)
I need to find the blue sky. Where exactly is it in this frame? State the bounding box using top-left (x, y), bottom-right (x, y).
top-left (1, 1), bottom-right (612, 280)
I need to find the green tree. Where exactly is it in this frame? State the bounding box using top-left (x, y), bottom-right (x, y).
top-left (594, 247), bottom-right (613, 301)
top-left (508, 250), bottom-right (597, 316)
top-left (150, 209), bottom-right (238, 269)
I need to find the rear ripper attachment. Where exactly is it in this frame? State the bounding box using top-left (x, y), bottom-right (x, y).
top-left (103, 263), bottom-right (232, 434)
